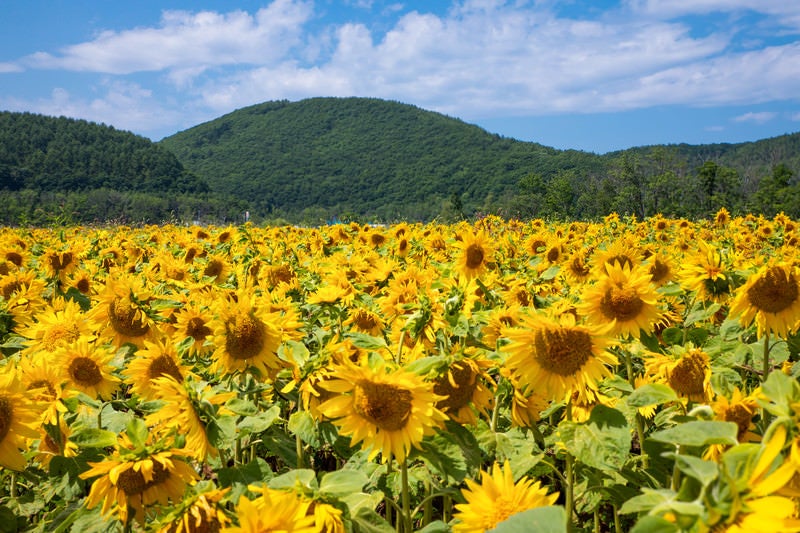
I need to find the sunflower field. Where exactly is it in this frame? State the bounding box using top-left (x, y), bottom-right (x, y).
top-left (2, 210), bottom-right (800, 532)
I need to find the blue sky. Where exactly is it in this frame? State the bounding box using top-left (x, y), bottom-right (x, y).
top-left (2, 0), bottom-right (799, 154)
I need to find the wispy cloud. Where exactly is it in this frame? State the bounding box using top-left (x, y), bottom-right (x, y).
top-left (733, 111), bottom-right (778, 123)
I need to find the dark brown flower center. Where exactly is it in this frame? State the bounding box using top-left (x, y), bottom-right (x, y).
top-left (353, 381), bottom-right (412, 431)
top-left (533, 327), bottom-right (593, 376)
top-left (746, 267), bottom-right (799, 314)
top-left (109, 297), bottom-right (150, 337)
top-left (668, 352), bottom-right (707, 399)
top-left (68, 356), bottom-right (102, 386)
top-left (0, 397), bottom-right (12, 443)
top-left (116, 461), bottom-right (171, 496)
top-left (225, 313), bottom-right (266, 360)
top-left (147, 355), bottom-right (183, 382)
top-left (434, 362), bottom-right (478, 413)
top-left (186, 317), bottom-right (211, 342)
top-left (465, 244), bottom-right (485, 270)
top-left (600, 285), bottom-right (644, 322)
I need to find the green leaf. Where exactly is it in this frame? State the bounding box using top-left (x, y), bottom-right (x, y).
top-left (288, 409), bottom-right (320, 447)
top-left (346, 332), bottom-right (388, 350)
top-left (64, 287), bottom-right (91, 311)
top-left (627, 383), bottom-right (678, 408)
top-left (69, 428), bottom-right (118, 448)
top-left (490, 506), bottom-right (567, 533)
top-left (226, 397), bottom-right (259, 416)
top-left (268, 469), bottom-right (318, 491)
top-left (630, 515), bottom-right (680, 533)
top-left (125, 417), bottom-right (149, 450)
top-left (618, 488), bottom-right (676, 514)
top-left (217, 457), bottom-right (274, 489)
top-left (760, 370), bottom-right (800, 416)
top-left (351, 507), bottom-right (395, 533)
top-left (684, 303), bottom-right (720, 327)
top-left (415, 430), bottom-right (468, 483)
top-left (319, 469), bottom-right (369, 498)
top-left (207, 415), bottom-right (237, 448)
top-left (404, 355), bottom-right (447, 376)
top-left (238, 405), bottom-right (281, 436)
top-left (558, 405), bottom-right (631, 472)
top-left (539, 265), bottom-right (561, 281)
top-left (661, 327), bottom-right (683, 346)
top-left (650, 421), bottom-right (738, 447)
top-left (418, 520), bottom-right (450, 533)
top-left (668, 453), bottom-right (718, 487)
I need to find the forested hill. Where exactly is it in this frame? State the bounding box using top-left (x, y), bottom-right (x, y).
top-left (0, 112), bottom-right (207, 194)
top-left (2, 99), bottom-right (799, 225)
top-left (159, 97), bottom-right (605, 221)
top-left (161, 97), bottom-right (800, 222)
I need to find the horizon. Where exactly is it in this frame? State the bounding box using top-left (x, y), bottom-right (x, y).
top-left (2, 1), bottom-right (799, 154)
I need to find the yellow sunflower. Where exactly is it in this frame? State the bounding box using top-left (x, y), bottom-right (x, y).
top-left (209, 292), bottom-right (283, 378)
top-left (705, 388), bottom-right (760, 461)
top-left (17, 298), bottom-right (92, 355)
top-left (154, 484), bottom-right (231, 533)
top-left (454, 229), bottom-right (495, 281)
top-left (452, 461), bottom-right (559, 533)
top-left (170, 298), bottom-right (215, 357)
top-left (678, 241), bottom-right (734, 303)
top-left (33, 419), bottom-right (78, 467)
top-left (223, 486), bottom-right (316, 533)
top-left (579, 261), bottom-right (663, 339)
top-left (18, 352), bottom-right (73, 425)
top-left (0, 370), bottom-right (42, 470)
top-left (146, 375), bottom-right (234, 462)
top-left (644, 347), bottom-right (713, 404)
top-left (729, 262), bottom-right (800, 339)
top-left (58, 338), bottom-right (120, 401)
top-left (317, 359), bottom-right (447, 463)
top-left (124, 338), bottom-right (188, 400)
top-left (81, 448), bottom-right (199, 524)
top-left (89, 272), bottom-right (156, 348)
top-left (432, 356), bottom-right (494, 426)
top-left (343, 302), bottom-right (386, 337)
top-left (503, 312), bottom-right (617, 401)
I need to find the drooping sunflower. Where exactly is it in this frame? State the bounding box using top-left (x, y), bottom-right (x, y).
top-left (317, 359), bottom-right (447, 463)
top-left (33, 419), bottom-right (78, 467)
top-left (125, 338), bottom-right (188, 400)
top-left (452, 461), bottom-right (559, 533)
top-left (342, 301), bottom-right (386, 337)
top-left (644, 346), bottom-right (713, 404)
top-left (502, 312), bottom-right (617, 401)
top-left (705, 388), bottom-right (760, 461)
top-left (146, 375), bottom-right (234, 462)
top-left (578, 261), bottom-right (663, 339)
top-left (18, 352), bottom-right (73, 425)
top-left (153, 483), bottom-right (231, 533)
top-left (209, 292), bottom-right (283, 378)
top-left (58, 338), bottom-right (120, 401)
top-left (454, 229), bottom-right (495, 281)
top-left (678, 241), bottom-right (734, 303)
top-left (729, 262), bottom-right (800, 339)
top-left (89, 272), bottom-right (156, 348)
top-left (81, 446), bottom-right (199, 524)
top-left (222, 485), bottom-right (316, 533)
top-left (0, 370), bottom-right (42, 470)
top-left (431, 355), bottom-right (494, 426)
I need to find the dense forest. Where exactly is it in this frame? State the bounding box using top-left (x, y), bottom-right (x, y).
top-left (1, 98), bottom-right (799, 226)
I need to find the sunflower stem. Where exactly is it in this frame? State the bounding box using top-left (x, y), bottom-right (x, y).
top-left (762, 332), bottom-right (771, 383)
top-left (443, 493), bottom-right (452, 524)
top-left (10, 472), bottom-right (17, 499)
top-left (623, 348), bottom-right (648, 466)
top-left (613, 504), bottom-right (622, 533)
top-left (295, 431), bottom-right (304, 469)
top-left (671, 445), bottom-right (682, 492)
top-left (594, 507), bottom-right (600, 533)
top-left (489, 393), bottom-right (500, 433)
top-left (396, 331), bottom-right (406, 365)
top-left (401, 460), bottom-right (412, 533)
top-left (423, 478), bottom-right (432, 526)
top-left (565, 400), bottom-right (575, 532)
top-left (386, 455), bottom-right (394, 527)
top-left (235, 437), bottom-right (242, 465)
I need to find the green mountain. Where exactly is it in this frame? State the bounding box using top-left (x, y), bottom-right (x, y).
top-left (159, 97), bottom-right (606, 221)
top-left (160, 97), bottom-right (800, 222)
top-left (2, 98), bottom-right (799, 225)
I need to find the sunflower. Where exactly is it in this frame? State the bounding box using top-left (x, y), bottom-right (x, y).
top-left (154, 484), bottom-right (231, 533)
top-left (0, 370), bottom-right (42, 470)
top-left (317, 359), bottom-right (447, 463)
top-left (678, 241), bottom-right (734, 303)
top-left (146, 375), bottom-right (234, 462)
top-left (509, 385), bottom-right (551, 429)
top-left (644, 347), bottom-right (713, 404)
top-left (309, 501), bottom-right (345, 533)
top-left (503, 312), bottom-right (617, 401)
top-left (17, 298), bottom-right (92, 355)
top-left (33, 419), bottom-right (78, 467)
top-left (432, 356), bottom-right (494, 426)
top-left (579, 261), bottom-right (663, 339)
top-left (480, 304), bottom-right (523, 349)
top-left (563, 248), bottom-right (593, 286)
top-left (41, 247), bottom-right (80, 281)
top-left (0, 270), bottom-right (47, 326)
top-left (454, 229), bottom-right (494, 281)
top-left (705, 388), bottom-right (760, 461)
top-left (170, 298), bottom-right (215, 357)
top-left (125, 338), bottom-right (188, 400)
top-left (223, 486), bottom-right (316, 533)
top-left (452, 461), bottom-right (559, 533)
top-left (81, 447), bottom-right (199, 524)
top-left (89, 272), bottom-right (156, 347)
top-left (729, 262), bottom-right (800, 339)
top-left (18, 352), bottom-right (73, 425)
top-left (58, 339), bottom-right (120, 401)
top-left (209, 292), bottom-right (283, 378)
top-left (342, 302), bottom-right (386, 337)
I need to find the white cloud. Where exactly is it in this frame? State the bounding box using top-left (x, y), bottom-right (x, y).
top-left (23, 0), bottom-right (313, 76)
top-left (733, 111), bottom-right (778, 123)
top-left (0, 62), bottom-right (23, 73)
